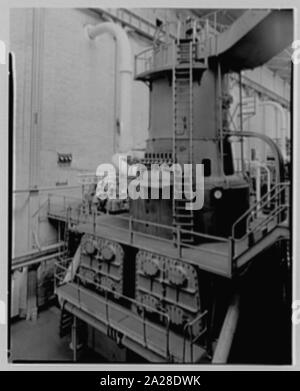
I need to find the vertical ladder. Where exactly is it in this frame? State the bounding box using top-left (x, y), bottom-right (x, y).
top-left (172, 40), bottom-right (195, 244)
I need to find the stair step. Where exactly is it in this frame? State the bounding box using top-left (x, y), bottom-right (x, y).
top-left (61, 315), bottom-right (72, 322)
top-left (59, 307), bottom-right (73, 337)
top-left (61, 321), bottom-right (72, 328)
top-left (61, 313), bottom-right (72, 321)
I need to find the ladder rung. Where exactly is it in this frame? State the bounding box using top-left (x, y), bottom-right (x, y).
top-left (173, 42), bottom-right (193, 222)
top-left (174, 211), bottom-right (194, 216)
top-left (175, 203), bottom-right (194, 208)
top-left (174, 206), bottom-right (192, 211)
top-left (175, 67), bottom-right (191, 71)
top-left (175, 221), bottom-right (194, 226)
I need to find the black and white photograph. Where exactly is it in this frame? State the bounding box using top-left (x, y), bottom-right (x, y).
top-left (0, 1), bottom-right (299, 375)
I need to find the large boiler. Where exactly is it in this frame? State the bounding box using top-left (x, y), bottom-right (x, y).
top-left (52, 10), bottom-right (292, 364)
top-left (130, 21), bottom-right (249, 241)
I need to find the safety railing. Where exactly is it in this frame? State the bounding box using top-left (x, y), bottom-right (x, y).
top-left (48, 187), bottom-right (288, 278)
top-left (55, 256), bottom-right (209, 362)
top-left (47, 193), bottom-right (230, 261)
top-left (196, 10), bottom-right (232, 34)
top-left (56, 259), bottom-right (171, 360)
top-left (231, 182), bottom-right (289, 259)
top-left (232, 182), bottom-right (289, 238)
top-left (134, 43), bottom-right (175, 78)
top-left (182, 310), bottom-right (208, 363)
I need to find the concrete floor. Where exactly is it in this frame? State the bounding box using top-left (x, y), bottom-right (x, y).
top-left (10, 305), bottom-right (106, 363)
top-left (10, 306), bottom-right (73, 362)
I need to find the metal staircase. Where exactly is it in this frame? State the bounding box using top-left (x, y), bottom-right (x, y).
top-left (172, 40), bottom-right (195, 244)
top-left (231, 182), bottom-right (290, 271)
top-left (59, 301), bottom-right (73, 337)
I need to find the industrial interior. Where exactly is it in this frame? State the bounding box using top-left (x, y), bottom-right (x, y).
top-left (10, 8), bottom-right (292, 364)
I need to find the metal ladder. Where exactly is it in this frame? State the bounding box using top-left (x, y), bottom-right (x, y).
top-left (172, 40), bottom-right (195, 244)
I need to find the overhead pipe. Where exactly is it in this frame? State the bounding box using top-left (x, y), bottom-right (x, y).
top-left (260, 101), bottom-right (287, 161)
top-left (85, 22), bottom-right (133, 154)
top-left (12, 241), bottom-right (64, 270)
top-left (250, 160), bottom-right (272, 212)
top-left (226, 130), bottom-right (285, 184)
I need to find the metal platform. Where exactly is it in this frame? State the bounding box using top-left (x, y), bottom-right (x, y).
top-left (56, 282), bottom-right (207, 363)
top-left (50, 209), bottom-right (232, 277)
top-left (47, 186), bottom-right (289, 279)
top-left (51, 182), bottom-right (289, 363)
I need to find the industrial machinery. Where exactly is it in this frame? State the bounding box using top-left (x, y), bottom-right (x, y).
top-left (49, 10), bottom-right (292, 363)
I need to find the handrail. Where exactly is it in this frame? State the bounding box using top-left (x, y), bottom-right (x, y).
top-left (135, 45), bottom-right (153, 58)
top-left (248, 204), bottom-right (288, 235)
top-left (55, 260), bottom-right (173, 359)
top-left (47, 193), bottom-right (229, 244)
top-left (232, 207), bottom-right (289, 263)
top-left (247, 204), bottom-right (288, 233)
top-left (32, 198), bottom-right (49, 219)
top-left (182, 309), bottom-right (208, 362)
top-left (246, 185), bottom-right (286, 227)
top-left (232, 182), bottom-right (289, 239)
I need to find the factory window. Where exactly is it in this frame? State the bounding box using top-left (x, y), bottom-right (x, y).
top-left (202, 159), bottom-right (211, 177)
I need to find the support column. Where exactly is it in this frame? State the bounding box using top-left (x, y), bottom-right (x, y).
top-left (72, 315), bottom-right (77, 362)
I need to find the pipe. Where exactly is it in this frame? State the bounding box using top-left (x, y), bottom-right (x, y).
top-left (285, 110), bottom-right (290, 159)
top-left (85, 22), bottom-right (133, 154)
top-left (212, 293), bottom-right (240, 363)
top-left (11, 251), bottom-right (65, 271)
top-left (226, 130), bottom-right (285, 184)
top-left (239, 72), bottom-right (245, 174)
top-left (12, 241), bottom-right (64, 270)
top-left (217, 62), bottom-right (224, 175)
top-left (261, 101), bottom-right (287, 161)
top-left (250, 160), bottom-right (272, 210)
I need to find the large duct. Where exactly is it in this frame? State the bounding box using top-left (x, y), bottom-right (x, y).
top-left (260, 100), bottom-right (287, 161)
top-left (85, 22), bottom-right (133, 154)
